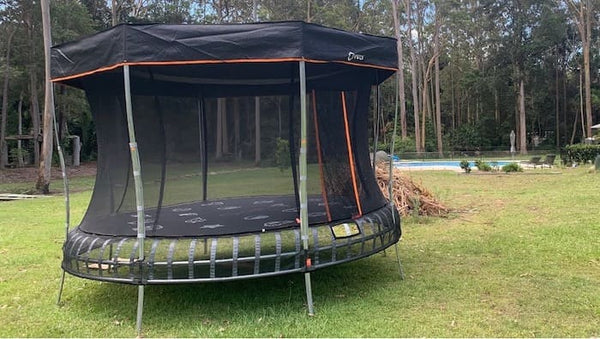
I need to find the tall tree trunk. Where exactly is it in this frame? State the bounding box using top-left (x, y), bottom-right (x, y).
top-left (391, 0), bottom-right (407, 139)
top-left (254, 97), bottom-right (261, 165)
top-left (252, 2), bottom-right (260, 165)
top-left (25, 8), bottom-right (41, 167)
top-left (30, 71), bottom-right (41, 166)
top-left (222, 99), bottom-right (229, 155)
top-left (562, 57), bottom-right (567, 142)
top-left (518, 79), bottom-right (527, 155)
top-left (234, 98), bottom-right (240, 159)
top-left (451, 66), bottom-right (456, 130)
top-left (37, 0), bottom-right (55, 194)
top-left (17, 92), bottom-right (23, 167)
top-left (555, 53), bottom-right (560, 149)
top-left (434, 11), bottom-right (442, 157)
top-left (566, 0), bottom-right (593, 138)
top-left (579, 68), bottom-right (585, 139)
top-left (420, 55), bottom-right (437, 150)
top-left (112, 0), bottom-right (121, 26)
top-left (494, 89), bottom-right (499, 122)
top-left (570, 97), bottom-right (579, 145)
top-left (583, 20), bottom-right (592, 138)
top-left (421, 81), bottom-right (427, 148)
top-left (0, 28), bottom-right (15, 168)
top-left (216, 98), bottom-right (223, 159)
top-left (405, 0), bottom-right (421, 153)
top-left (277, 97), bottom-right (282, 138)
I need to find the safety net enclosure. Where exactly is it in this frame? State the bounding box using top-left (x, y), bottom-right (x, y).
top-left (52, 21), bottom-right (401, 285)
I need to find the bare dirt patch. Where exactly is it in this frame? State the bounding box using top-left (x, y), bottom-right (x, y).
top-left (0, 162), bottom-right (97, 184)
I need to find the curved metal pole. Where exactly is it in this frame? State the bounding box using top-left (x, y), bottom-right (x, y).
top-left (389, 71), bottom-right (404, 280)
top-left (298, 60), bottom-right (315, 316)
top-left (55, 84), bottom-right (71, 305)
top-left (123, 65), bottom-right (146, 335)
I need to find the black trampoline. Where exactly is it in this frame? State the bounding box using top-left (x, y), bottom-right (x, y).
top-left (52, 21), bottom-right (402, 331)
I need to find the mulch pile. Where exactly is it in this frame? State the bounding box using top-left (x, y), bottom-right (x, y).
top-left (375, 164), bottom-right (449, 217)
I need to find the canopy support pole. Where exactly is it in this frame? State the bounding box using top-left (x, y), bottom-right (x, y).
top-left (197, 96), bottom-right (208, 201)
top-left (298, 60), bottom-right (315, 316)
top-left (372, 82), bottom-right (381, 170)
top-left (55, 83), bottom-right (70, 305)
top-left (123, 65), bottom-right (146, 335)
top-left (389, 71), bottom-right (404, 280)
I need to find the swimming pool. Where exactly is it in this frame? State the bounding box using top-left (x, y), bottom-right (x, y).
top-left (394, 160), bottom-right (515, 169)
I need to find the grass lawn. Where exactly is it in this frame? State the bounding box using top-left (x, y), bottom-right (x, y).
top-left (0, 166), bottom-right (598, 337)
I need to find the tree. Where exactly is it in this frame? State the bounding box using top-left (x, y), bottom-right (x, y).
top-left (391, 0), bottom-right (408, 139)
top-left (405, 0), bottom-right (421, 153)
top-left (36, 0), bottom-right (54, 193)
top-left (433, 4), bottom-right (442, 156)
top-left (565, 0), bottom-right (594, 139)
top-left (0, 27), bottom-right (15, 167)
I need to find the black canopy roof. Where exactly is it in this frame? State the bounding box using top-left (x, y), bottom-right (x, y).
top-left (51, 21), bottom-right (397, 90)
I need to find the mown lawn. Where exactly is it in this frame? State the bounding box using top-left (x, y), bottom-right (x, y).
top-left (0, 166), bottom-right (598, 337)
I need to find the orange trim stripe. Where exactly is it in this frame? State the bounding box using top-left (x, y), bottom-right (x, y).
top-left (51, 58), bottom-right (398, 83)
top-left (311, 90), bottom-right (332, 222)
top-left (340, 91), bottom-right (363, 217)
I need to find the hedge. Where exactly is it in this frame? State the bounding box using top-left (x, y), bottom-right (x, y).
top-left (564, 144), bottom-right (600, 164)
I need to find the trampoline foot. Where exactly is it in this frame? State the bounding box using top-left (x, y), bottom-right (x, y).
top-left (136, 285), bottom-right (145, 337)
top-left (394, 243), bottom-right (405, 280)
top-left (57, 270), bottom-right (66, 305)
top-left (304, 272), bottom-right (315, 316)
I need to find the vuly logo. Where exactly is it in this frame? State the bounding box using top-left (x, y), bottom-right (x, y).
top-left (347, 51), bottom-right (365, 62)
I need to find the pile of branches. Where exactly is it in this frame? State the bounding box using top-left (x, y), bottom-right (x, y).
top-left (375, 164), bottom-right (448, 217)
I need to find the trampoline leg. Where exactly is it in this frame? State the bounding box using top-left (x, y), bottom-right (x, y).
top-left (57, 269), bottom-right (66, 305)
top-left (136, 285), bottom-right (145, 336)
top-left (394, 243), bottom-right (405, 280)
top-left (304, 272), bottom-right (315, 316)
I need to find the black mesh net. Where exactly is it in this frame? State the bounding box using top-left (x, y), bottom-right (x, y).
top-left (78, 65), bottom-right (387, 238)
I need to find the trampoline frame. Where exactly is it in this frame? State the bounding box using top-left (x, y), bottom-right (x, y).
top-left (52, 23), bottom-right (404, 335)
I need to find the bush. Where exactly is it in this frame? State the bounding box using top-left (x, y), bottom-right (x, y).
top-left (502, 162), bottom-right (523, 173)
top-left (564, 144), bottom-right (600, 164)
top-left (378, 134), bottom-right (416, 154)
top-left (273, 138), bottom-right (291, 172)
top-left (474, 159), bottom-right (492, 172)
top-left (460, 160), bottom-right (471, 173)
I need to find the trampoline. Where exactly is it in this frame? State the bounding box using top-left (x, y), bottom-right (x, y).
top-left (51, 21), bottom-right (402, 331)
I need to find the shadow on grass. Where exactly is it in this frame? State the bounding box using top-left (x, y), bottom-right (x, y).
top-left (64, 254), bottom-right (402, 326)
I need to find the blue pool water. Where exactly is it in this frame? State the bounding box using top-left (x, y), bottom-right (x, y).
top-left (394, 160), bottom-right (515, 168)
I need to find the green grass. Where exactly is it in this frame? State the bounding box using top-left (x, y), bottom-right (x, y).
top-left (0, 167), bottom-right (599, 337)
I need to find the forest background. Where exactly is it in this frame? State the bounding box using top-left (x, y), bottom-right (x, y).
top-left (0, 0), bottom-right (598, 183)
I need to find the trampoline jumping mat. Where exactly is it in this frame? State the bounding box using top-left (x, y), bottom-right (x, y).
top-left (79, 195), bottom-right (360, 237)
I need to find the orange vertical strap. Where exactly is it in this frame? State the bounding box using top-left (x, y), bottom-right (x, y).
top-left (341, 92), bottom-right (363, 217)
top-left (311, 90), bottom-right (332, 222)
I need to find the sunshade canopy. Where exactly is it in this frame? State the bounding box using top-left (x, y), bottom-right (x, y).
top-left (51, 21), bottom-right (397, 94)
